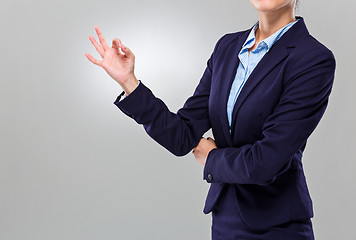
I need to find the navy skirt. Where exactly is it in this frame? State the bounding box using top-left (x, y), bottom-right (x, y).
top-left (211, 184), bottom-right (315, 240)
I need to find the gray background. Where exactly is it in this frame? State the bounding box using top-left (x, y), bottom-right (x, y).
top-left (0, 0), bottom-right (355, 239)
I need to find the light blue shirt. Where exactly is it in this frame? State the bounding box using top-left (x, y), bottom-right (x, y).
top-left (227, 19), bottom-right (299, 133)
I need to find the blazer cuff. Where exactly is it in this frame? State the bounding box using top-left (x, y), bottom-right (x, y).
top-left (113, 80), bottom-right (151, 119)
top-left (203, 148), bottom-right (219, 183)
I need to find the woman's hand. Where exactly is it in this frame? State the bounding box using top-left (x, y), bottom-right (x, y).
top-left (192, 137), bottom-right (217, 166)
top-left (85, 26), bottom-right (138, 95)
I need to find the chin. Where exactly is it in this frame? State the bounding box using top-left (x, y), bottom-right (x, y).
top-left (249, 0), bottom-right (295, 12)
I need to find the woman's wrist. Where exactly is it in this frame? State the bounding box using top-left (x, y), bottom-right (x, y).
top-left (121, 74), bottom-right (139, 96)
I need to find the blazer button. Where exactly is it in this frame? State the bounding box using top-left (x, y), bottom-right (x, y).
top-left (207, 174), bottom-right (213, 181)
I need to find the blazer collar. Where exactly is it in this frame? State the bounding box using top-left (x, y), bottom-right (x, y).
top-left (219, 16), bottom-right (310, 144)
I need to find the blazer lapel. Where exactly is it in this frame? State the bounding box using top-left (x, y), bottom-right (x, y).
top-left (229, 16), bottom-right (308, 135)
top-left (218, 28), bottom-right (252, 147)
top-left (229, 44), bottom-right (289, 130)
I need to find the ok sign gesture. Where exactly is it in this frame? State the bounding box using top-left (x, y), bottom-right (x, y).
top-left (85, 26), bottom-right (138, 95)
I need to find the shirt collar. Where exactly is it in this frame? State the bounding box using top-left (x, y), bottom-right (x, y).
top-left (240, 19), bottom-right (299, 55)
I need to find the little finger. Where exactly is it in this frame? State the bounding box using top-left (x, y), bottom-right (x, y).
top-left (85, 52), bottom-right (102, 67)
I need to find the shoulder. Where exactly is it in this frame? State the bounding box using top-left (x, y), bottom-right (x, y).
top-left (295, 34), bottom-right (334, 60)
top-left (285, 33), bottom-right (336, 82)
top-left (291, 32), bottom-right (335, 64)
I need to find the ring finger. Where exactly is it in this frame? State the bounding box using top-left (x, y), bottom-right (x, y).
top-left (89, 35), bottom-right (104, 58)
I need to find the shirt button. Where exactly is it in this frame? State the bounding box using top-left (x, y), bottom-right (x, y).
top-left (207, 174), bottom-right (213, 181)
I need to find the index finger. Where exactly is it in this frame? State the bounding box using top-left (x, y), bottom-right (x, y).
top-left (94, 26), bottom-right (110, 51)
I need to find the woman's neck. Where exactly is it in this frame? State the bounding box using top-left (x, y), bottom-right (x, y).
top-left (255, 6), bottom-right (296, 42)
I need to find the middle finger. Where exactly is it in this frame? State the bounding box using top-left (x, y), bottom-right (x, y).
top-left (95, 26), bottom-right (110, 51)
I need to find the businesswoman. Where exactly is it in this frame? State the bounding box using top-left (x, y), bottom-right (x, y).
top-left (85, 0), bottom-right (336, 239)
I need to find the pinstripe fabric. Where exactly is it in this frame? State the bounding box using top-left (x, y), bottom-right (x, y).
top-left (227, 19), bottom-right (299, 132)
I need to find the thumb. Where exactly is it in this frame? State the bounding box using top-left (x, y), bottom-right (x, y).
top-left (112, 38), bottom-right (125, 55)
top-left (121, 44), bottom-right (134, 58)
top-left (112, 39), bottom-right (120, 53)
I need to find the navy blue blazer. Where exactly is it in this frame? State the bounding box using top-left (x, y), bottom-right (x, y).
top-left (114, 16), bottom-right (336, 230)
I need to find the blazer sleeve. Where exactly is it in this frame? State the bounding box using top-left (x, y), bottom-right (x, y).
top-left (113, 35), bottom-right (226, 156)
top-left (203, 47), bottom-right (336, 186)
